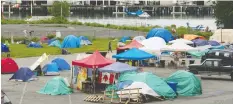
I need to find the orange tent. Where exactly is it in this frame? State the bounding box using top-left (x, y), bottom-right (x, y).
top-left (117, 40), bottom-right (143, 50)
top-left (183, 34), bottom-right (206, 40)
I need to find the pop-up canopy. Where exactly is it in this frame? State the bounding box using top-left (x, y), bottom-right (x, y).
top-left (117, 40), bottom-right (143, 50)
top-left (98, 62), bottom-right (138, 73)
top-left (72, 50), bottom-right (114, 68)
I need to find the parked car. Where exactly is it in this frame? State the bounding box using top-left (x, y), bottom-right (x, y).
top-left (188, 58), bottom-right (233, 81)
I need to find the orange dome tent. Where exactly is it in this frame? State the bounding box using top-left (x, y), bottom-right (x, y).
top-left (183, 34), bottom-right (206, 41)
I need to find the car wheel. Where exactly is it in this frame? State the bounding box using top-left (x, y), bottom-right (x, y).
top-left (189, 70), bottom-right (198, 74)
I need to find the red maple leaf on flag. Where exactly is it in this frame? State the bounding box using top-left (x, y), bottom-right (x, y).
top-left (103, 75), bottom-right (108, 82)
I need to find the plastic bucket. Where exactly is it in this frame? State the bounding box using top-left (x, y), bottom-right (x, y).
top-left (167, 82), bottom-right (178, 93)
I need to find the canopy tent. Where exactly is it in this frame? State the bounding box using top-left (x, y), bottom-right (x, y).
top-left (146, 28), bottom-right (174, 43)
top-left (169, 39), bottom-right (193, 44)
top-left (133, 36), bottom-right (146, 42)
top-left (27, 42), bottom-right (42, 48)
top-left (208, 40), bottom-right (220, 46)
top-left (166, 70), bottom-right (202, 96)
top-left (118, 72), bottom-right (177, 99)
top-left (119, 36), bottom-right (131, 43)
top-left (79, 36), bottom-right (92, 45)
top-left (42, 62), bottom-right (60, 76)
top-left (51, 58), bottom-right (70, 71)
top-left (37, 77), bottom-right (72, 95)
top-left (113, 48), bottom-right (155, 60)
top-left (98, 62), bottom-right (138, 73)
top-left (183, 34), bottom-right (206, 41)
top-left (161, 42), bottom-right (197, 52)
top-left (139, 37), bottom-right (166, 55)
top-left (1, 43), bottom-right (10, 52)
top-left (72, 50), bottom-right (114, 68)
top-left (1, 58), bottom-right (19, 74)
top-left (210, 29), bottom-right (233, 43)
top-left (2, 90), bottom-right (12, 104)
top-left (192, 39), bottom-right (209, 46)
top-left (9, 67), bottom-right (36, 82)
top-left (49, 40), bottom-right (61, 48)
top-left (61, 35), bottom-right (81, 48)
top-left (117, 40), bottom-right (143, 50)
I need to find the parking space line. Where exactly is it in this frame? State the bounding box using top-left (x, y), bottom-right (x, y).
top-left (69, 94), bottom-right (72, 104)
top-left (19, 82), bottom-right (27, 104)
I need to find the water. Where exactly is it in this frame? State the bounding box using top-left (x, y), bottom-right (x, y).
top-left (3, 12), bottom-right (217, 31)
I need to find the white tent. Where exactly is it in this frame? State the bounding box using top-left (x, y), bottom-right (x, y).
top-left (116, 82), bottom-right (159, 98)
top-left (210, 29), bottom-right (233, 43)
top-left (133, 36), bottom-right (146, 42)
top-left (169, 39), bottom-right (193, 44)
top-left (139, 37), bottom-right (166, 55)
top-left (161, 42), bottom-right (197, 52)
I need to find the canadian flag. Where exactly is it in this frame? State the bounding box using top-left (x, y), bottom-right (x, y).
top-left (98, 72), bottom-right (114, 84)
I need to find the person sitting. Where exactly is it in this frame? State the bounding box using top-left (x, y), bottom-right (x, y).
top-left (61, 49), bottom-right (71, 55)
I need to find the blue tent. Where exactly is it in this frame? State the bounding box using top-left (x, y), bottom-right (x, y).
top-left (192, 39), bottom-right (209, 46)
top-left (112, 48), bottom-right (155, 60)
top-left (61, 35), bottom-right (80, 48)
top-left (146, 28), bottom-right (174, 43)
top-left (1, 43), bottom-right (10, 52)
top-left (42, 62), bottom-right (60, 76)
top-left (99, 62), bottom-right (138, 73)
top-left (48, 38), bottom-right (56, 45)
top-left (49, 40), bottom-right (61, 48)
top-left (119, 36), bottom-right (131, 43)
top-left (51, 58), bottom-right (70, 71)
top-left (9, 67), bottom-right (35, 82)
top-left (79, 36), bottom-right (92, 45)
top-left (27, 42), bottom-right (42, 48)
top-left (210, 45), bottom-right (225, 50)
top-left (208, 40), bottom-right (220, 46)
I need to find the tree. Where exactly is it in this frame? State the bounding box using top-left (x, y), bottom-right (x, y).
top-left (214, 1), bottom-right (233, 29)
top-left (48, 1), bottom-right (70, 17)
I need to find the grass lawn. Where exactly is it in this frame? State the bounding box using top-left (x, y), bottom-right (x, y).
top-left (2, 38), bottom-right (118, 58)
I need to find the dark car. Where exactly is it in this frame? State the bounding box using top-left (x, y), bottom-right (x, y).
top-left (188, 59), bottom-right (233, 81)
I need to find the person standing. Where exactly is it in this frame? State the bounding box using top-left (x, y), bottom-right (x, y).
top-left (108, 40), bottom-right (112, 53)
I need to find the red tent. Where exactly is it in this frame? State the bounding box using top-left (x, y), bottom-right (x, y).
top-left (72, 50), bottom-right (114, 68)
top-left (40, 36), bottom-right (48, 43)
top-left (117, 40), bottom-right (143, 50)
top-left (1, 58), bottom-right (19, 74)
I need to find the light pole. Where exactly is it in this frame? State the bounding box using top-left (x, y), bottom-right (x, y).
top-left (61, 0), bottom-right (63, 19)
top-left (219, 24), bottom-right (224, 43)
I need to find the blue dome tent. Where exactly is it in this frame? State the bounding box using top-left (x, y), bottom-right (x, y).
top-left (208, 40), bottom-right (220, 46)
top-left (48, 38), bottom-right (56, 45)
top-left (49, 40), bottom-right (61, 48)
top-left (79, 36), bottom-right (92, 45)
top-left (146, 28), bottom-right (174, 43)
top-left (1, 43), bottom-right (10, 52)
top-left (119, 36), bottom-right (131, 43)
top-left (51, 58), bottom-right (70, 71)
top-left (27, 42), bottom-right (42, 48)
top-left (192, 39), bottom-right (209, 46)
top-left (61, 35), bottom-right (80, 48)
top-left (9, 67), bottom-right (36, 82)
top-left (42, 62), bottom-right (60, 76)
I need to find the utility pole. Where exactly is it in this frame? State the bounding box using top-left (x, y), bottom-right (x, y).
top-left (61, 0), bottom-right (63, 18)
top-left (31, 0), bottom-right (33, 16)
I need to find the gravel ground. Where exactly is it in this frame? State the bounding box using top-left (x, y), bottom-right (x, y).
top-left (1, 24), bottom-right (146, 38)
top-left (2, 53), bottom-right (233, 104)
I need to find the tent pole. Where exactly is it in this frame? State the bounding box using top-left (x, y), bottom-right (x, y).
top-left (70, 65), bottom-right (73, 88)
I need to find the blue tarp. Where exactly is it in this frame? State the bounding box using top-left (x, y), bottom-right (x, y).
top-left (208, 40), bottom-right (220, 46)
top-left (61, 35), bottom-right (80, 48)
top-left (116, 80), bottom-right (133, 90)
top-left (1, 43), bottom-right (10, 52)
top-left (112, 48), bottom-right (155, 60)
top-left (79, 36), bottom-right (92, 45)
top-left (9, 67), bottom-right (34, 82)
top-left (27, 42), bottom-right (42, 48)
top-left (42, 62), bottom-right (59, 73)
top-left (49, 40), bottom-right (61, 48)
top-left (119, 36), bottom-right (131, 43)
top-left (98, 62), bottom-right (138, 73)
top-left (51, 58), bottom-right (70, 71)
top-left (192, 39), bottom-right (209, 46)
top-left (146, 28), bottom-right (174, 43)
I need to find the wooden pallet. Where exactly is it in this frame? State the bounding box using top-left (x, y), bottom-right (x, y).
top-left (84, 95), bottom-right (103, 103)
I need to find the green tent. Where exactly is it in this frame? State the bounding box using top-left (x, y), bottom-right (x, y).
top-left (166, 70), bottom-right (202, 96)
top-left (188, 50), bottom-right (209, 58)
top-left (118, 72), bottom-right (176, 99)
top-left (48, 40), bottom-right (61, 48)
top-left (37, 77), bottom-right (73, 95)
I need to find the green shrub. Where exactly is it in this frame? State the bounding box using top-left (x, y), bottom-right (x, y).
top-left (47, 34), bottom-right (56, 39)
top-left (30, 37), bottom-right (40, 42)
